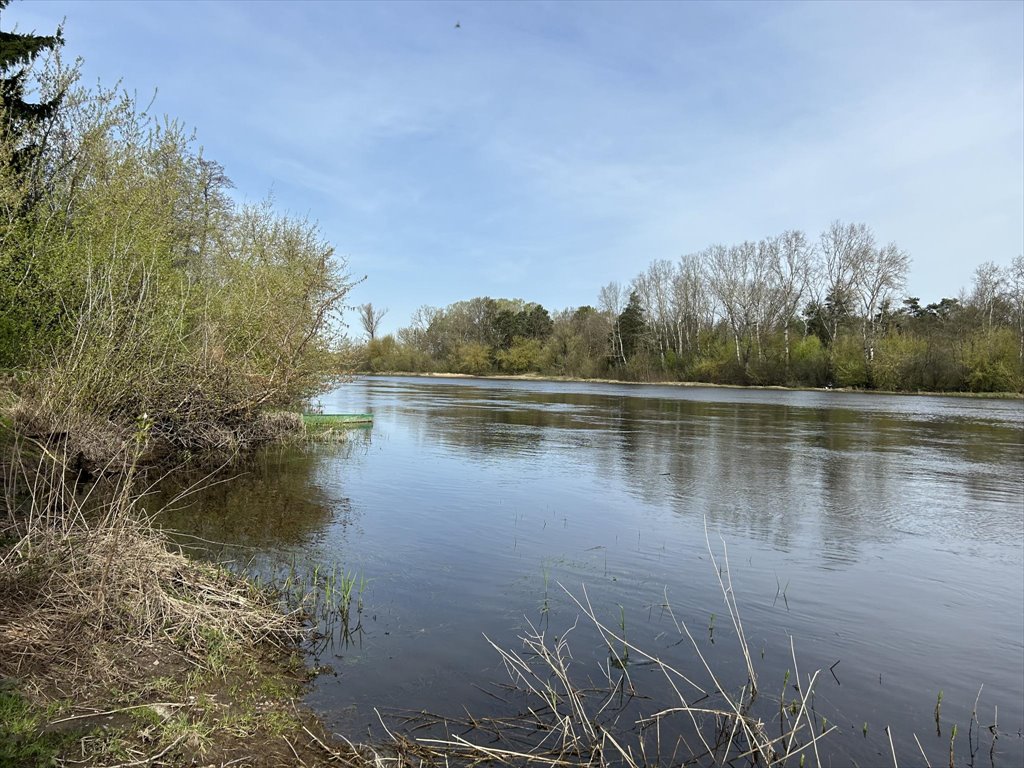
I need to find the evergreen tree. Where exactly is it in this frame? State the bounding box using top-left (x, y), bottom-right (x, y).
top-left (523, 303), bottom-right (553, 340)
top-left (0, 0), bottom-right (64, 176)
top-left (617, 291), bottom-right (649, 361)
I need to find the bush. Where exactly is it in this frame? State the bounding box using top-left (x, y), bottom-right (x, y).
top-left (963, 328), bottom-right (1023, 392)
top-left (832, 335), bottom-right (869, 388)
top-left (789, 334), bottom-right (829, 387)
top-left (496, 337), bottom-right (546, 374)
top-left (364, 335), bottom-right (435, 372)
top-left (451, 342), bottom-right (492, 375)
top-left (872, 333), bottom-right (927, 391)
top-left (1, 81), bottom-right (354, 466)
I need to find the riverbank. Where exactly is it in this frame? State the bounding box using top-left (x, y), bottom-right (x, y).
top-left (357, 370), bottom-right (1024, 399)
top-left (0, 437), bottom-right (365, 767)
top-left (1, 642), bottom-right (360, 767)
top-left (4, 377), bottom-right (1020, 766)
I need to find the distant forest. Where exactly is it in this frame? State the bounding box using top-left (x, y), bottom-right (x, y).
top-left (356, 223), bottom-right (1023, 393)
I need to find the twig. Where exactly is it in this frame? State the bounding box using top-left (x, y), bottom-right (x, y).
top-left (107, 732), bottom-right (186, 768)
top-left (886, 725), bottom-right (899, 768)
top-left (48, 702), bottom-right (185, 725)
top-left (283, 735), bottom-right (306, 766)
top-left (704, 517), bottom-right (757, 694)
top-left (914, 732), bottom-right (933, 768)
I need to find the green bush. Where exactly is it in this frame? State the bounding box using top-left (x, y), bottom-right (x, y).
top-left (2, 78), bottom-right (354, 465)
top-left (832, 335), bottom-right (869, 388)
top-left (451, 342), bottom-right (493, 375)
top-left (872, 333), bottom-right (927, 391)
top-left (789, 335), bottom-right (829, 387)
top-left (964, 328), bottom-right (1023, 392)
top-left (496, 337), bottom-right (546, 374)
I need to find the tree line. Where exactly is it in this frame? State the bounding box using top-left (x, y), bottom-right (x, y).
top-left (359, 226), bottom-right (1023, 392)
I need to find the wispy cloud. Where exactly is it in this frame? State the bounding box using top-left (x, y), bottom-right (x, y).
top-left (7, 0), bottom-right (1022, 330)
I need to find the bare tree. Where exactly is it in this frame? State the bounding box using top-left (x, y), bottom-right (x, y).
top-left (598, 281), bottom-right (628, 365)
top-left (1008, 255), bottom-right (1024, 364)
top-left (771, 230), bottom-right (814, 372)
top-left (358, 302), bottom-right (388, 341)
top-left (853, 240), bottom-right (909, 367)
top-left (631, 261), bottom-right (676, 365)
top-left (814, 221), bottom-right (875, 344)
top-left (399, 305), bottom-right (434, 346)
top-left (702, 241), bottom-right (769, 372)
top-left (969, 261), bottom-right (1006, 330)
top-left (673, 254), bottom-right (714, 359)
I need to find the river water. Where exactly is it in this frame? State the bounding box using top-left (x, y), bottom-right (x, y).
top-left (160, 375), bottom-right (1024, 766)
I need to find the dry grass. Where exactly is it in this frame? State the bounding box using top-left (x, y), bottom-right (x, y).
top-left (392, 595), bottom-right (832, 768)
top-left (381, 526), bottom-right (836, 768)
top-left (0, 441), bottom-right (303, 705)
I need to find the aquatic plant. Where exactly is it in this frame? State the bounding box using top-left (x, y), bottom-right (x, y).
top-left (378, 522), bottom-right (1013, 768)
top-left (393, 526), bottom-right (834, 768)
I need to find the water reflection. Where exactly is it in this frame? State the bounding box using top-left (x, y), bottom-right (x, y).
top-left (333, 378), bottom-right (1021, 561)
top-left (155, 439), bottom-right (369, 554)
top-left (158, 377), bottom-right (1023, 766)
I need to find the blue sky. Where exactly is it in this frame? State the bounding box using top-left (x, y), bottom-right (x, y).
top-left (7, 1), bottom-right (1023, 335)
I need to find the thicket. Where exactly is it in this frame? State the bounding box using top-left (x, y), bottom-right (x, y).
top-left (0, 16), bottom-right (360, 764)
top-left (360, 228), bottom-right (1024, 393)
top-left (0, 48), bottom-right (354, 468)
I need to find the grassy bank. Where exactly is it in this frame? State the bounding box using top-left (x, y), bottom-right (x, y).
top-left (0, 636), bottom-right (356, 767)
top-left (0, 436), bottom-right (366, 767)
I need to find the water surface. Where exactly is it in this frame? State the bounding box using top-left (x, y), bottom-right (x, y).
top-left (160, 376), bottom-right (1024, 765)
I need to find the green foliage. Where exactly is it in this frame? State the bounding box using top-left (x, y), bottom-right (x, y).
top-left (362, 293), bottom-right (1022, 394)
top-left (832, 336), bottom-right (869, 388)
top-left (963, 328), bottom-right (1023, 392)
top-left (1, 63), bottom-right (354, 464)
top-left (364, 334), bottom-right (434, 372)
top-left (496, 337), bottom-right (547, 373)
top-left (523, 303), bottom-right (553, 340)
top-left (0, 690), bottom-right (69, 767)
top-left (617, 291), bottom-right (649, 361)
top-left (872, 333), bottom-right (930, 391)
top-left (689, 337), bottom-right (736, 384)
top-left (0, 3), bottom-right (64, 179)
top-left (452, 341), bottom-right (492, 375)
top-left (790, 334), bottom-right (830, 387)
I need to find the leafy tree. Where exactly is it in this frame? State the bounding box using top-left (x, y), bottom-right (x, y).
top-left (0, 3), bottom-right (66, 367)
top-left (523, 303), bottom-right (553, 340)
top-left (383, 236), bottom-right (1018, 392)
top-left (1, 62), bottom-right (357, 464)
top-left (496, 337), bottom-right (545, 373)
top-left (452, 342), bottom-right (492, 375)
top-left (493, 307), bottom-right (525, 350)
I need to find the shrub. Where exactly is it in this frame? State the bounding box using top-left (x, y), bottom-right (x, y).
top-left (2, 81), bottom-right (354, 466)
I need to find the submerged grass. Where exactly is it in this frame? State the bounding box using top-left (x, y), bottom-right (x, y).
top-left (301, 412), bottom-right (374, 443)
top-left (270, 556), bottom-right (368, 651)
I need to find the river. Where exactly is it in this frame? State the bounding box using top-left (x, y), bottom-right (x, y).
top-left (160, 375), bottom-right (1024, 766)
